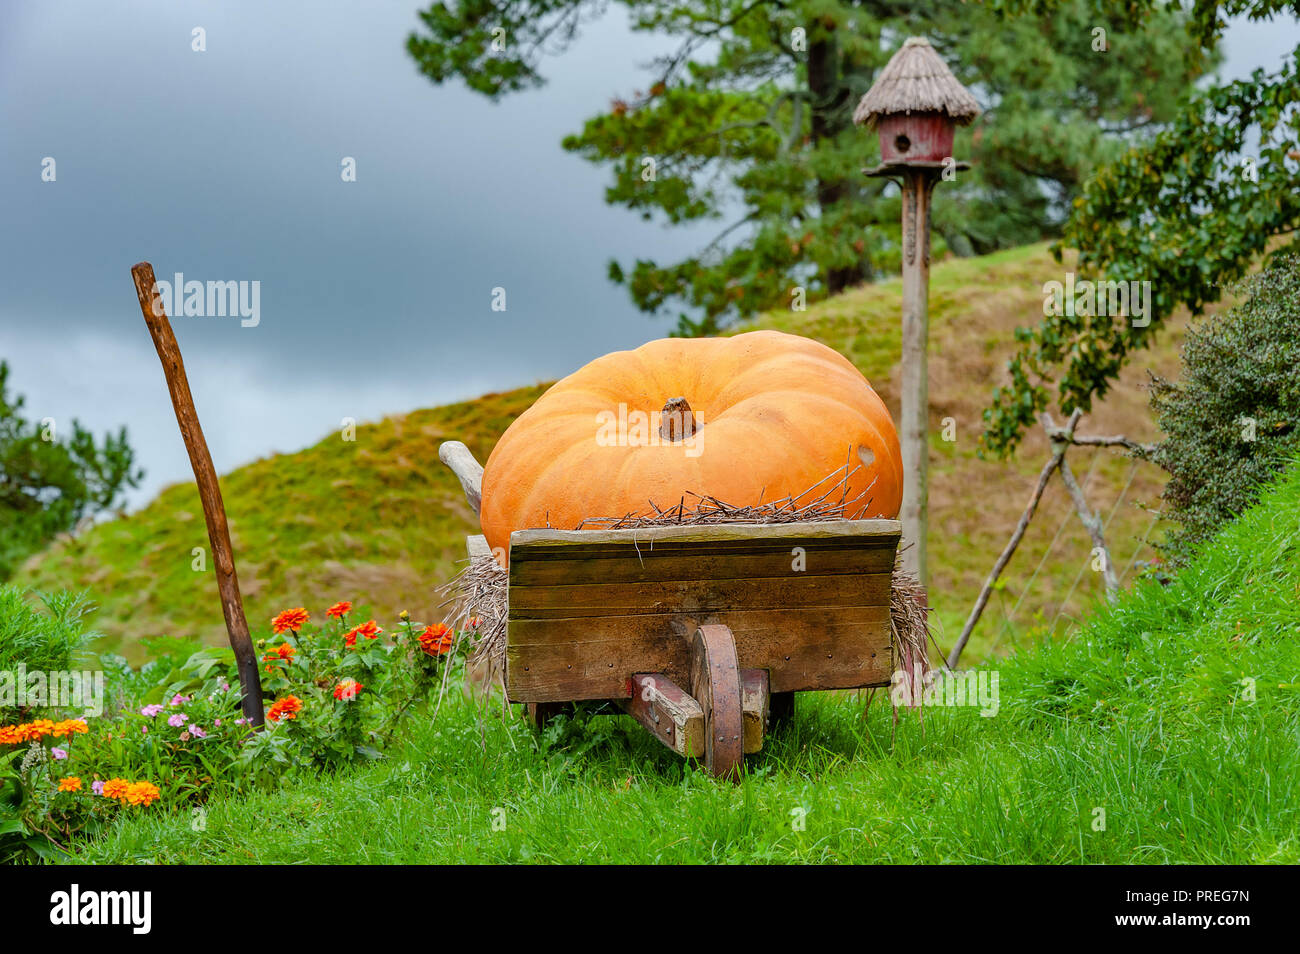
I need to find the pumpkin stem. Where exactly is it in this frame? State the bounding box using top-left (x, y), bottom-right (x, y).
top-left (660, 396), bottom-right (697, 443)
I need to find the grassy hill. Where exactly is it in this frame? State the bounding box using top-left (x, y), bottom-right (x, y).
top-left (17, 242), bottom-right (1200, 664)
top-left (70, 462), bottom-right (1300, 863)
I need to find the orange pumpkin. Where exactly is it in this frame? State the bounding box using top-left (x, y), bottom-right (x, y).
top-left (480, 330), bottom-right (902, 561)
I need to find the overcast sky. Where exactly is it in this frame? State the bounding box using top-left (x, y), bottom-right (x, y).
top-left (2, 1), bottom-right (1297, 508)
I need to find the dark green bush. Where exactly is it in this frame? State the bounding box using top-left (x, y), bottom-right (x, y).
top-left (1146, 254), bottom-right (1300, 563)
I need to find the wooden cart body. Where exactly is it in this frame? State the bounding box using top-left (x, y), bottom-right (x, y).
top-left (467, 518), bottom-right (900, 778)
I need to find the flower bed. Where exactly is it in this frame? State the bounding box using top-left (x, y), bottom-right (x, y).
top-left (0, 598), bottom-right (471, 862)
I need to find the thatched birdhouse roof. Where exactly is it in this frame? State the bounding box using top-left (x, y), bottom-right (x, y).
top-left (853, 37), bottom-right (980, 127)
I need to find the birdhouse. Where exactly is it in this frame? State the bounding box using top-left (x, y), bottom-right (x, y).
top-left (853, 37), bottom-right (980, 165)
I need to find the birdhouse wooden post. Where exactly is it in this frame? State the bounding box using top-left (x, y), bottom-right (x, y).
top-left (854, 37), bottom-right (979, 589)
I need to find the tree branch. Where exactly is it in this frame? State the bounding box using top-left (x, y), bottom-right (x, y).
top-left (946, 408), bottom-right (1082, 669)
top-left (1041, 422), bottom-right (1155, 455)
top-left (1056, 453), bottom-right (1119, 601)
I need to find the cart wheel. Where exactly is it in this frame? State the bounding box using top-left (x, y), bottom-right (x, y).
top-left (768, 691), bottom-right (795, 730)
top-left (525, 701), bottom-right (571, 730)
top-left (689, 624), bottom-right (744, 780)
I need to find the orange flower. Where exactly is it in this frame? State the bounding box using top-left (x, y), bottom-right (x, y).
top-left (271, 607), bottom-right (310, 634)
top-left (344, 620), bottom-right (382, 646)
top-left (124, 781), bottom-right (161, 807)
top-left (266, 695), bottom-right (303, 723)
top-left (1, 718), bottom-right (91, 745)
top-left (52, 719), bottom-right (89, 737)
top-left (58, 776), bottom-right (82, 793)
top-left (333, 679), bottom-right (363, 702)
top-left (262, 642), bottom-right (296, 674)
top-left (101, 778), bottom-right (131, 800)
top-left (19, 719), bottom-right (56, 742)
top-left (326, 600), bottom-right (352, 619)
top-left (418, 623), bottom-right (454, 656)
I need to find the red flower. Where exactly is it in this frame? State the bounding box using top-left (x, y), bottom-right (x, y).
top-left (343, 629), bottom-right (358, 649)
top-left (271, 608), bottom-right (310, 634)
top-left (333, 679), bottom-right (363, 702)
top-left (262, 642), bottom-right (295, 673)
top-left (266, 695), bottom-right (303, 723)
top-left (418, 623), bottom-right (454, 657)
top-left (326, 601), bottom-right (352, 619)
top-left (354, 620), bottom-right (383, 640)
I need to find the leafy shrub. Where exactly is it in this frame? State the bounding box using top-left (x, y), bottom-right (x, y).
top-left (0, 587), bottom-right (98, 725)
top-left (1146, 255), bottom-right (1300, 564)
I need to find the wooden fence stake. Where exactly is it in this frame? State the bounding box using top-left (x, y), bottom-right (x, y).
top-left (131, 262), bottom-right (265, 726)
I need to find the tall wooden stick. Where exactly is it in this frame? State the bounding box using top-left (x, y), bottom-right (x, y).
top-left (898, 169), bottom-right (937, 587)
top-left (131, 262), bottom-right (265, 726)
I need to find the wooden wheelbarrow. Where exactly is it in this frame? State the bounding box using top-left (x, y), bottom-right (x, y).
top-left (441, 442), bottom-right (900, 779)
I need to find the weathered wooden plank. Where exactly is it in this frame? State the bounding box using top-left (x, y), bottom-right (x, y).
top-left (509, 518), bottom-right (901, 555)
top-left (506, 606), bottom-right (892, 701)
top-left (508, 571), bottom-right (891, 619)
top-left (740, 668), bottom-right (768, 754)
top-left (508, 545), bottom-right (895, 587)
top-left (465, 534), bottom-right (491, 562)
top-left (440, 441), bottom-right (484, 515)
top-left (617, 673), bottom-right (704, 757)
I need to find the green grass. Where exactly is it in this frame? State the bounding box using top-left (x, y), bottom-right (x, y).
top-left (71, 463), bottom-right (1300, 863)
top-left (16, 241), bottom-right (1189, 666)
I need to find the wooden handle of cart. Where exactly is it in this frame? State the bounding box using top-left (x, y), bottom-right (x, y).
top-left (439, 441), bottom-right (484, 515)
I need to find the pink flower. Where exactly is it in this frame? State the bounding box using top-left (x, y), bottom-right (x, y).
top-left (167, 713), bottom-right (188, 727)
top-left (214, 719), bottom-right (222, 727)
top-left (141, 704), bottom-right (164, 717)
top-left (91, 779), bottom-right (104, 795)
top-left (51, 747), bottom-right (68, 760)
top-left (191, 725), bottom-right (207, 739)
top-left (141, 726), bottom-right (148, 735)
top-left (169, 694), bottom-right (191, 707)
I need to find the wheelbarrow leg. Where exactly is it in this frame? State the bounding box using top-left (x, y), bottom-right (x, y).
top-left (689, 624), bottom-right (744, 780)
top-left (525, 701), bottom-right (571, 729)
top-left (768, 691), bottom-right (795, 730)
